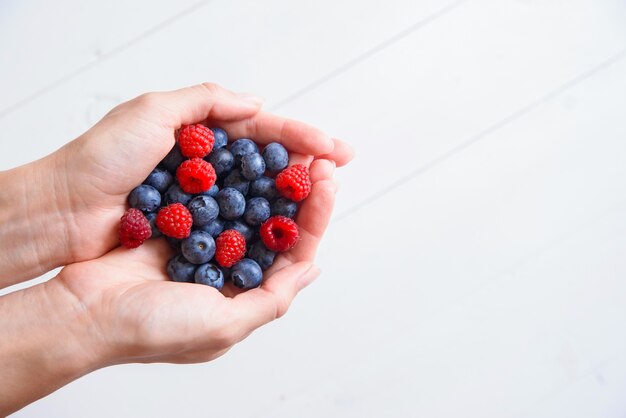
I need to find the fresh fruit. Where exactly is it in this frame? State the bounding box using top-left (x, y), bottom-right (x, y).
top-left (128, 184), bottom-right (161, 213)
top-left (187, 195), bottom-right (219, 227)
top-left (144, 168), bottom-right (174, 193)
top-left (176, 158), bottom-right (216, 194)
top-left (230, 259), bottom-right (263, 289)
top-left (260, 216), bottom-right (299, 252)
top-left (223, 169), bottom-right (250, 195)
top-left (230, 138), bottom-right (259, 165)
top-left (215, 187), bottom-right (246, 221)
top-left (198, 217), bottom-right (225, 238)
top-left (161, 144), bottom-right (185, 173)
top-left (249, 176), bottom-right (278, 200)
top-left (178, 124), bottom-right (214, 158)
top-left (164, 183), bottom-right (193, 206)
top-left (270, 197), bottom-right (298, 218)
top-left (200, 184), bottom-right (219, 198)
top-left (181, 231), bottom-right (216, 265)
top-left (210, 128), bottom-right (228, 149)
top-left (248, 241), bottom-right (276, 271)
top-left (224, 220), bottom-right (254, 242)
top-left (215, 229), bottom-right (247, 268)
top-left (119, 208), bottom-right (152, 249)
top-left (275, 164), bottom-right (311, 202)
top-left (206, 147), bottom-right (234, 177)
top-left (243, 197), bottom-right (270, 226)
top-left (145, 212), bottom-right (162, 238)
top-left (240, 153), bottom-right (266, 180)
top-left (262, 142), bottom-right (289, 173)
top-left (194, 263), bottom-right (225, 289)
top-left (167, 254), bottom-right (197, 283)
top-left (156, 203), bottom-right (193, 239)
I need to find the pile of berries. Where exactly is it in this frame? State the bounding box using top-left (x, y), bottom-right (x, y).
top-left (118, 124), bottom-right (311, 290)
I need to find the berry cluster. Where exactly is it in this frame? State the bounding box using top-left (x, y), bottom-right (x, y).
top-left (119, 125), bottom-right (311, 291)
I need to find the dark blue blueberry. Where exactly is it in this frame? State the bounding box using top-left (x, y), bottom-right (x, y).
top-left (249, 176), bottom-right (278, 200)
top-left (145, 213), bottom-right (162, 238)
top-left (181, 231), bottom-right (216, 265)
top-left (243, 197), bottom-right (270, 226)
top-left (262, 142), bottom-right (289, 173)
top-left (161, 144), bottom-right (185, 173)
top-left (230, 138), bottom-right (259, 165)
top-left (206, 147), bottom-right (234, 177)
top-left (143, 167), bottom-right (174, 193)
top-left (164, 183), bottom-right (192, 206)
top-left (223, 169), bottom-right (250, 195)
top-left (166, 236), bottom-right (182, 252)
top-left (224, 220), bottom-right (254, 242)
top-left (167, 254), bottom-right (197, 282)
top-left (187, 195), bottom-right (219, 227)
top-left (216, 188), bottom-right (246, 220)
top-left (194, 263), bottom-right (225, 290)
top-left (211, 128), bottom-right (228, 149)
top-left (248, 241), bottom-right (276, 271)
top-left (240, 153), bottom-right (266, 181)
top-left (230, 259), bottom-right (263, 289)
top-left (271, 197), bottom-right (298, 218)
top-left (200, 184), bottom-right (219, 198)
top-left (197, 217), bottom-right (225, 238)
top-left (128, 185), bottom-right (161, 213)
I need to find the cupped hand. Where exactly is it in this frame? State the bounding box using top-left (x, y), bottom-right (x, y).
top-left (55, 157), bottom-right (337, 365)
top-left (49, 83), bottom-right (352, 267)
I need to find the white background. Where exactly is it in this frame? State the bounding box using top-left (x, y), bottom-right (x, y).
top-left (2, 0), bottom-right (626, 417)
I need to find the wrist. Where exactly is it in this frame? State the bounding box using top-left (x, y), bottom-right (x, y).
top-left (0, 154), bottom-right (72, 287)
top-left (0, 277), bottom-right (108, 415)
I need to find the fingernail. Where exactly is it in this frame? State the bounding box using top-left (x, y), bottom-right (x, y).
top-left (297, 264), bottom-right (321, 291)
top-left (237, 93), bottom-right (264, 106)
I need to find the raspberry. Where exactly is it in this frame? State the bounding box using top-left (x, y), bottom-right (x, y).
top-left (176, 158), bottom-right (216, 194)
top-left (275, 164), bottom-right (311, 202)
top-left (119, 208), bottom-right (152, 249)
top-left (156, 203), bottom-right (193, 239)
top-left (215, 229), bottom-right (246, 268)
top-left (260, 216), bottom-right (299, 252)
top-left (178, 124), bottom-right (214, 158)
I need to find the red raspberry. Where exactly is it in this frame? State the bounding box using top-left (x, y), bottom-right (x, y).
top-left (155, 203), bottom-right (193, 239)
top-left (275, 164), bottom-right (311, 202)
top-left (178, 124), bottom-right (214, 158)
top-left (119, 208), bottom-right (152, 249)
top-left (176, 158), bottom-right (216, 194)
top-left (215, 229), bottom-right (246, 268)
top-left (260, 216), bottom-right (300, 252)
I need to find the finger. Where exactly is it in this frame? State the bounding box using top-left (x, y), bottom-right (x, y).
top-left (309, 159), bottom-right (335, 183)
top-left (106, 239), bottom-right (173, 280)
top-left (317, 138), bottom-right (354, 167)
top-left (288, 152), bottom-right (314, 167)
top-left (133, 83), bottom-right (263, 128)
top-left (227, 262), bottom-right (321, 333)
top-left (220, 112), bottom-right (334, 156)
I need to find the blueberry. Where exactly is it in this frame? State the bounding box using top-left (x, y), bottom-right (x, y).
top-left (244, 197), bottom-right (270, 226)
top-left (262, 142), bottom-right (289, 173)
top-left (271, 197), bottom-right (298, 218)
top-left (240, 153), bottom-right (266, 180)
top-left (164, 184), bottom-right (192, 206)
top-left (249, 176), bottom-right (278, 200)
top-left (181, 231), bottom-right (216, 265)
top-left (224, 220), bottom-right (254, 242)
top-left (187, 195), bottom-right (219, 227)
top-left (211, 128), bottom-right (228, 149)
top-left (200, 184), bottom-right (220, 198)
top-left (197, 217), bottom-right (225, 238)
top-left (194, 263), bottom-right (225, 290)
top-left (167, 254), bottom-right (197, 282)
top-left (216, 188), bottom-right (246, 220)
top-left (166, 236), bottom-right (182, 252)
top-left (143, 167), bottom-right (174, 193)
top-left (230, 258), bottom-right (263, 289)
top-left (230, 138), bottom-right (259, 165)
top-left (145, 212), bottom-right (162, 238)
top-left (128, 185), bottom-right (161, 213)
top-left (206, 147), bottom-right (234, 177)
top-left (248, 241), bottom-right (276, 271)
top-left (161, 144), bottom-right (185, 173)
top-left (223, 169), bottom-right (250, 195)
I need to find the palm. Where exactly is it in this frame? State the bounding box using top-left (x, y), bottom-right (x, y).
top-left (56, 157), bottom-right (337, 363)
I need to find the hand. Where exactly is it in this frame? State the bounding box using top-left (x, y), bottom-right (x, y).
top-left (54, 157), bottom-right (337, 365)
top-left (0, 83), bottom-right (353, 286)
